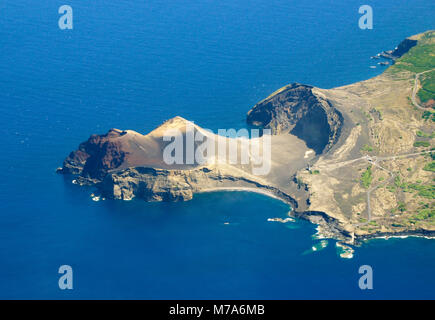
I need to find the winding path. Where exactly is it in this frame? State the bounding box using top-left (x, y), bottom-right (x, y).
top-left (411, 69), bottom-right (434, 110)
top-left (360, 68), bottom-right (434, 220)
top-left (313, 150), bottom-right (432, 225)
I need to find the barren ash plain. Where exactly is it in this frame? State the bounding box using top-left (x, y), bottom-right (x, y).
top-left (58, 30), bottom-right (435, 250)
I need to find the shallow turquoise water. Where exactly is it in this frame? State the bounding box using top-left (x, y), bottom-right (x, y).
top-left (0, 0), bottom-right (434, 299)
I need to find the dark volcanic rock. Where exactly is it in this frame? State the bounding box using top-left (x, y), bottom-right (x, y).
top-left (246, 83), bottom-right (343, 154)
top-left (58, 128), bottom-right (127, 180)
top-left (391, 38), bottom-right (418, 58)
top-left (380, 38), bottom-right (418, 60)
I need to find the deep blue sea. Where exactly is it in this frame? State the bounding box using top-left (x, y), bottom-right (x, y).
top-left (0, 0), bottom-right (434, 299)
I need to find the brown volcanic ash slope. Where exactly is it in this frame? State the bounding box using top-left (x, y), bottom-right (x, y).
top-left (59, 31), bottom-right (435, 243)
top-left (59, 116), bottom-right (314, 204)
top-left (60, 117), bottom-right (214, 179)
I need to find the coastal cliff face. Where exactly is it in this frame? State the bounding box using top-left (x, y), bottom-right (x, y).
top-left (391, 38), bottom-right (418, 58)
top-left (101, 167), bottom-right (208, 201)
top-left (246, 83), bottom-right (343, 154)
top-left (100, 165), bottom-right (298, 206)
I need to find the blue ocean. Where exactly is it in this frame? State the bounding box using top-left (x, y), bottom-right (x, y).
top-left (0, 0), bottom-right (434, 299)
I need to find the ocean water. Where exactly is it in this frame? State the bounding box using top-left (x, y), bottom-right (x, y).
top-left (0, 0), bottom-right (434, 299)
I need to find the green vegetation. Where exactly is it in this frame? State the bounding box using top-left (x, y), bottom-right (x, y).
top-left (389, 31), bottom-right (435, 73)
top-left (418, 71), bottom-right (435, 103)
top-left (388, 31), bottom-right (435, 105)
top-left (422, 110), bottom-right (435, 122)
top-left (309, 170), bottom-right (320, 175)
top-left (415, 208), bottom-right (435, 220)
top-left (394, 175), bottom-right (402, 188)
top-left (416, 130), bottom-right (434, 138)
top-left (397, 202), bottom-right (406, 213)
top-left (393, 176), bottom-right (435, 199)
top-left (386, 185), bottom-right (396, 193)
top-left (418, 90), bottom-right (434, 103)
top-left (361, 165), bottom-right (373, 189)
top-left (414, 141), bottom-right (430, 148)
top-left (406, 183), bottom-right (435, 199)
top-left (423, 161), bottom-right (435, 172)
top-left (409, 206), bottom-right (435, 223)
top-left (361, 144), bottom-right (373, 152)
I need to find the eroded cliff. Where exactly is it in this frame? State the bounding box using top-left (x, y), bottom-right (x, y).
top-left (246, 83), bottom-right (343, 154)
